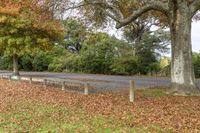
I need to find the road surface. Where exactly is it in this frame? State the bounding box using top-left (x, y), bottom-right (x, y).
top-left (1, 71), bottom-right (200, 91)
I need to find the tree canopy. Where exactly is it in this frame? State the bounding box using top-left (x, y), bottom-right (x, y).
top-left (0, 0), bottom-right (64, 75)
top-left (0, 0), bottom-right (63, 55)
top-left (63, 18), bottom-right (87, 53)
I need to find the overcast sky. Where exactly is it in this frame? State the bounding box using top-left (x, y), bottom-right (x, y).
top-left (192, 21), bottom-right (200, 52)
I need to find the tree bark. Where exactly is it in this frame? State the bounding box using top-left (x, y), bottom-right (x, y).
top-left (13, 54), bottom-right (20, 76)
top-left (170, 8), bottom-right (199, 93)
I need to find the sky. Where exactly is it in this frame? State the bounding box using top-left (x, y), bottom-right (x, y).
top-left (192, 21), bottom-right (200, 52)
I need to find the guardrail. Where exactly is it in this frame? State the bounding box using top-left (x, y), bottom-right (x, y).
top-left (0, 74), bottom-right (90, 95)
top-left (0, 74), bottom-right (136, 102)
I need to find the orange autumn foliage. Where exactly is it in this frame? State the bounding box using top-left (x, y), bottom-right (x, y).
top-left (0, 0), bottom-right (62, 31)
top-left (0, 0), bottom-right (63, 56)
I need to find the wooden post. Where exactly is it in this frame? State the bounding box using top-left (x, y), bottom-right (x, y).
top-left (18, 76), bottom-right (21, 82)
top-left (130, 80), bottom-right (135, 102)
top-left (29, 77), bottom-right (32, 84)
top-left (84, 83), bottom-right (89, 95)
top-left (9, 75), bottom-right (11, 81)
top-left (61, 81), bottom-right (65, 91)
top-left (1, 75), bottom-right (3, 80)
top-left (43, 79), bottom-right (47, 88)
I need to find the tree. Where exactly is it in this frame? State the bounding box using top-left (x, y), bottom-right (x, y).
top-left (133, 31), bottom-right (167, 75)
top-left (0, 0), bottom-right (63, 76)
top-left (78, 0), bottom-right (200, 93)
top-left (192, 52), bottom-right (200, 78)
top-left (123, 17), bottom-right (157, 46)
top-left (63, 18), bottom-right (87, 53)
top-left (80, 33), bottom-right (118, 74)
top-left (32, 52), bottom-right (54, 71)
top-left (159, 57), bottom-right (170, 76)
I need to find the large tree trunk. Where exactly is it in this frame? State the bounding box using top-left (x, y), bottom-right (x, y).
top-left (13, 54), bottom-right (20, 76)
top-left (170, 9), bottom-right (199, 93)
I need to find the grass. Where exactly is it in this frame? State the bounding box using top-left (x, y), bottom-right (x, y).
top-left (0, 100), bottom-right (169, 133)
top-left (0, 80), bottom-right (199, 133)
top-left (137, 88), bottom-right (168, 97)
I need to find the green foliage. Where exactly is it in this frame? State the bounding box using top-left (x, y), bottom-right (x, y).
top-left (49, 53), bottom-right (79, 72)
top-left (32, 52), bottom-right (53, 72)
top-left (55, 31), bottom-right (165, 75)
top-left (0, 51), bottom-right (54, 72)
top-left (159, 57), bottom-right (170, 76)
top-left (49, 32), bottom-right (128, 74)
top-left (0, 14), bottom-right (177, 76)
top-left (63, 18), bottom-right (87, 53)
top-left (48, 45), bottom-right (77, 72)
top-left (0, 14), bottom-right (63, 57)
top-left (0, 10), bottom-right (170, 76)
top-left (193, 52), bottom-right (200, 78)
top-left (0, 55), bottom-right (12, 70)
top-left (110, 57), bottom-right (138, 75)
top-left (21, 54), bottom-right (33, 71)
top-left (0, 30), bottom-right (171, 76)
top-left (0, 1), bottom-right (64, 75)
top-left (79, 33), bottom-right (117, 74)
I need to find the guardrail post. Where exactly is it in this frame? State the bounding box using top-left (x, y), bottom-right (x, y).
top-left (61, 81), bottom-right (65, 91)
top-left (9, 75), bottom-right (11, 81)
top-left (18, 76), bottom-right (21, 82)
top-left (130, 80), bottom-right (135, 102)
top-left (43, 79), bottom-right (47, 88)
top-left (29, 77), bottom-right (32, 84)
top-left (84, 83), bottom-right (89, 95)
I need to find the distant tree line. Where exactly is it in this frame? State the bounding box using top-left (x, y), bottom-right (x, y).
top-left (0, 18), bottom-right (172, 77)
top-left (0, 43), bottom-right (171, 77)
top-left (2, 18), bottom-right (200, 78)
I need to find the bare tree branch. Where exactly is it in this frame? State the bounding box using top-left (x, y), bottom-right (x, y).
top-left (84, 0), bottom-right (123, 23)
top-left (116, 1), bottom-right (169, 29)
top-left (64, 2), bottom-right (87, 10)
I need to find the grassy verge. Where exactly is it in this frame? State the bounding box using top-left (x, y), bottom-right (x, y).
top-left (0, 80), bottom-right (200, 132)
top-left (0, 100), bottom-right (169, 133)
top-left (137, 87), bottom-right (169, 97)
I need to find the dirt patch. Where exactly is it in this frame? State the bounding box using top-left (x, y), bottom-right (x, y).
top-left (0, 80), bottom-right (200, 132)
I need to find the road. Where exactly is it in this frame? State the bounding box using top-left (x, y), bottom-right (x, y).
top-left (1, 71), bottom-right (200, 91)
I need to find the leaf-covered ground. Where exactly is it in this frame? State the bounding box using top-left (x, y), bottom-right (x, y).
top-left (0, 80), bottom-right (200, 132)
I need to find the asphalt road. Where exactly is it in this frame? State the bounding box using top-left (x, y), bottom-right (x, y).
top-left (1, 71), bottom-right (200, 91)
